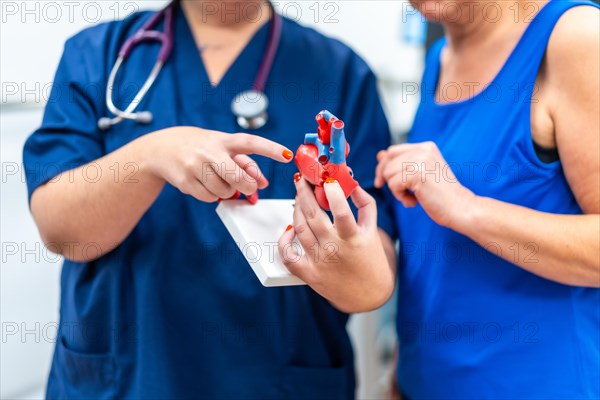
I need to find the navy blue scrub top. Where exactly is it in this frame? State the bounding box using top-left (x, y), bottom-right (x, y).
top-left (23, 7), bottom-right (395, 399)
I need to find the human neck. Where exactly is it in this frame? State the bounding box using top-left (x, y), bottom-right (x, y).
top-left (443, 0), bottom-right (549, 53)
top-left (179, 0), bottom-right (273, 84)
top-left (181, 0), bottom-right (271, 30)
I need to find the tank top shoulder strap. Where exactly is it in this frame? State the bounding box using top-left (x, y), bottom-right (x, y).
top-left (496, 0), bottom-right (600, 88)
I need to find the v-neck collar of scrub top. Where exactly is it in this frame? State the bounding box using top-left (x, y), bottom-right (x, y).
top-left (172, 6), bottom-right (271, 129)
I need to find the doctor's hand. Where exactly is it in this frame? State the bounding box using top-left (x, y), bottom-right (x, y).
top-left (278, 177), bottom-right (395, 313)
top-left (375, 142), bottom-right (476, 229)
top-left (140, 127), bottom-right (293, 202)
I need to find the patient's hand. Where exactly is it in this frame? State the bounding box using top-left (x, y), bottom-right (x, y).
top-left (278, 176), bottom-right (394, 313)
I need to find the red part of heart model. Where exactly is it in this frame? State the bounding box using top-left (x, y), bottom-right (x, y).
top-left (294, 110), bottom-right (358, 210)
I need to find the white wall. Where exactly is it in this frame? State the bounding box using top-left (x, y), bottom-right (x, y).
top-left (1, 1), bottom-right (168, 98)
top-left (1, 1), bottom-right (422, 397)
top-left (1, 0), bottom-right (423, 135)
top-left (1, 105), bottom-right (58, 398)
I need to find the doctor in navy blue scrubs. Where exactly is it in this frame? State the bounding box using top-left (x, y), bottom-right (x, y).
top-left (23, 0), bottom-right (397, 398)
top-left (282, 0), bottom-right (600, 399)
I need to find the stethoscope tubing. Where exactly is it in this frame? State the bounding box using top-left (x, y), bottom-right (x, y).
top-left (253, 5), bottom-right (281, 92)
top-left (105, 59), bottom-right (163, 122)
top-left (99, 0), bottom-right (280, 131)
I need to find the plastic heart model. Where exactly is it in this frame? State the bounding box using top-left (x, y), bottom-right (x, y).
top-left (294, 110), bottom-right (359, 210)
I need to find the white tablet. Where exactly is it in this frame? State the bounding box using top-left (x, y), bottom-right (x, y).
top-left (216, 199), bottom-right (306, 287)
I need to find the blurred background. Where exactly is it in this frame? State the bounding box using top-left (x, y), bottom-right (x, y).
top-left (0, 1), bottom-right (436, 397)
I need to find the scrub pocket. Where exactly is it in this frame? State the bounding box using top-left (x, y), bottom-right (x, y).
top-left (281, 365), bottom-right (351, 399)
top-left (47, 337), bottom-right (116, 400)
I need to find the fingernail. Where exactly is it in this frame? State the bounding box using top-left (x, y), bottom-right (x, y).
top-left (247, 192), bottom-right (258, 204)
top-left (285, 224), bottom-right (293, 232)
top-left (282, 149), bottom-right (294, 161)
top-left (219, 190), bottom-right (241, 202)
top-left (325, 177), bottom-right (337, 184)
top-left (294, 172), bottom-right (302, 183)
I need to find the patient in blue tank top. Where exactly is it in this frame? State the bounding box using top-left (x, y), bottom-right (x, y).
top-left (373, 0), bottom-right (600, 398)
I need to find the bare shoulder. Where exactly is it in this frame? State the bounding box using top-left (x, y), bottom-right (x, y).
top-left (552, 5), bottom-right (599, 42)
top-left (543, 5), bottom-right (599, 214)
top-left (545, 6), bottom-right (599, 80)
top-left (531, 5), bottom-right (599, 149)
top-left (542, 5), bottom-right (599, 117)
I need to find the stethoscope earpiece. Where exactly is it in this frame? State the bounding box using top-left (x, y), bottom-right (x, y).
top-left (98, 117), bottom-right (114, 131)
top-left (135, 111), bottom-right (153, 125)
top-left (97, 112), bottom-right (153, 131)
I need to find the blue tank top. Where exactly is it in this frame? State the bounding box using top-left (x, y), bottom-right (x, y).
top-left (394, 1), bottom-right (600, 398)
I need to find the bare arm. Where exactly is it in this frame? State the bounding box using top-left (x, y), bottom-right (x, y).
top-left (31, 134), bottom-right (164, 262)
top-left (456, 199), bottom-right (599, 286)
top-left (376, 8), bottom-right (599, 287)
top-left (32, 127), bottom-right (293, 262)
top-left (455, 7), bottom-right (600, 286)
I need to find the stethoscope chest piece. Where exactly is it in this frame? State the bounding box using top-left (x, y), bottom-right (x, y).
top-left (231, 90), bottom-right (269, 130)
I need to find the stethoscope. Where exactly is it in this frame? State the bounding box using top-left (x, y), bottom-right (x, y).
top-left (98, 0), bottom-right (282, 131)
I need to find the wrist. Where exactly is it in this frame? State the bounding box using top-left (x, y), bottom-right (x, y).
top-left (447, 188), bottom-right (482, 234)
top-left (130, 131), bottom-right (167, 185)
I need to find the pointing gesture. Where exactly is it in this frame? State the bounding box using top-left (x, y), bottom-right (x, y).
top-left (145, 127), bottom-right (294, 203)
